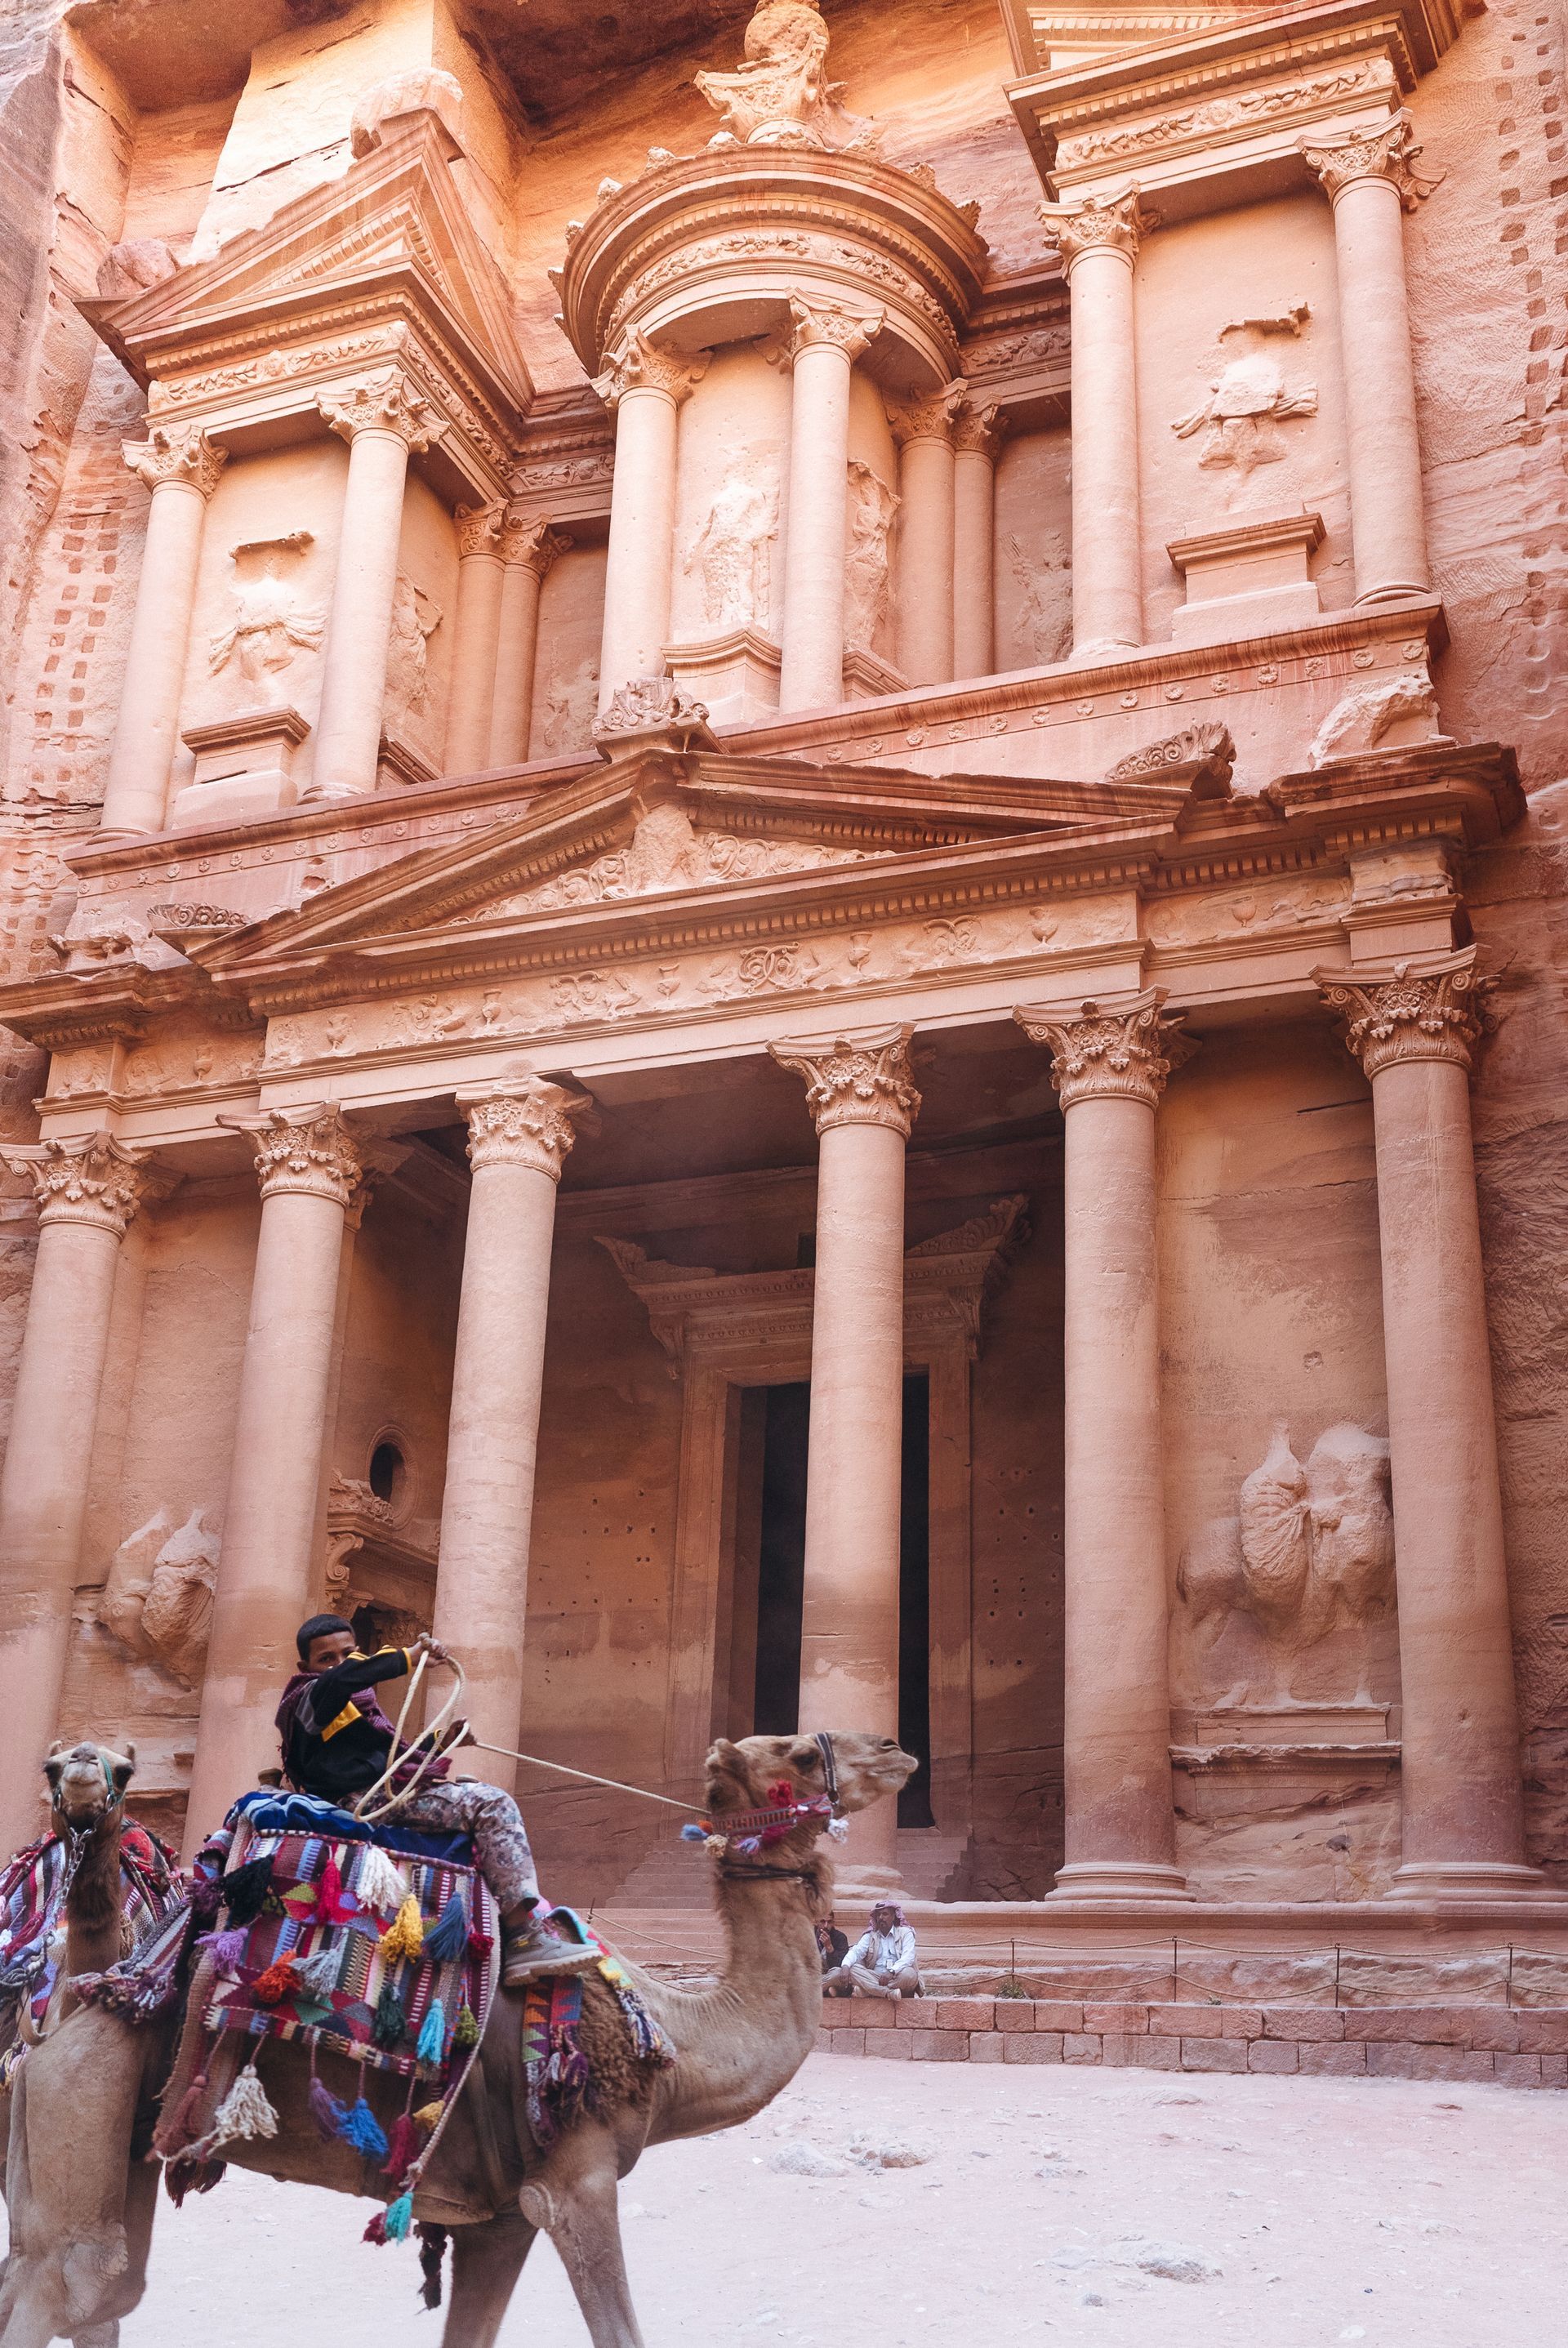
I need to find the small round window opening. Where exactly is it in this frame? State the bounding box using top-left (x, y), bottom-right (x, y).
top-left (368, 1440), bottom-right (405, 1506)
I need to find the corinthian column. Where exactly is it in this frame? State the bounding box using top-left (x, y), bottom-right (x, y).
top-left (1316, 951), bottom-right (1538, 1893)
top-left (594, 331), bottom-right (709, 711)
top-left (310, 372), bottom-right (443, 802)
top-left (952, 400), bottom-right (1004, 681)
top-left (490, 516), bottom-right (572, 766)
top-left (1015, 991), bottom-right (1190, 1899)
top-left (769, 1026), bottom-right (920, 1884)
top-left (888, 379), bottom-right (964, 688)
top-left (433, 1076), bottom-right (592, 1783)
top-left (777, 299), bottom-right (883, 712)
top-left (1040, 188), bottom-right (1156, 656)
top-left (1301, 114), bottom-right (1435, 604)
top-left (443, 501), bottom-right (508, 774)
top-left (184, 1106), bottom-right (363, 1852)
top-left (0, 1138), bottom-right (166, 1855)
top-left (100, 426), bottom-right (228, 841)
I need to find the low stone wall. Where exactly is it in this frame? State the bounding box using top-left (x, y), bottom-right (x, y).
top-left (815, 1996), bottom-right (1568, 2087)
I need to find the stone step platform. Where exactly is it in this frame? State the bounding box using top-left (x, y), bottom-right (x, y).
top-left (816, 1995), bottom-right (1568, 2089)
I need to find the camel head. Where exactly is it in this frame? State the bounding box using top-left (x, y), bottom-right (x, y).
top-left (704, 1731), bottom-right (915, 1828)
top-left (42, 1740), bottom-right (136, 1838)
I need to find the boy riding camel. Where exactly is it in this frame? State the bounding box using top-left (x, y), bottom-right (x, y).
top-left (276, 1613), bottom-right (595, 1988)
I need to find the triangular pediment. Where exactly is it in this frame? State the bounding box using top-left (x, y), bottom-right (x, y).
top-left (87, 114), bottom-right (530, 412)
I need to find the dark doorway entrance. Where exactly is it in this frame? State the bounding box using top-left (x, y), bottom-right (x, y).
top-left (747, 1373), bottom-right (934, 1828)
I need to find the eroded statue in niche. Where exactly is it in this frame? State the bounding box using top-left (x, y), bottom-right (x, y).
top-left (694, 0), bottom-right (875, 151)
top-left (208, 534), bottom-right (323, 689)
top-left (1004, 528), bottom-right (1071, 666)
top-left (1178, 1424), bottom-right (1395, 1682)
top-left (684, 470), bottom-right (780, 631)
top-left (540, 656), bottom-right (599, 752)
top-left (844, 460), bottom-right (899, 654)
top-left (382, 573), bottom-right (441, 730)
top-left (99, 1506), bottom-right (221, 1691)
top-left (1171, 352), bottom-right (1317, 471)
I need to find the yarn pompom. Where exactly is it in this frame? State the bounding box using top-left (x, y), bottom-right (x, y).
top-left (251, 1959), bottom-right (301, 2007)
top-left (680, 1823), bottom-right (706, 1842)
top-left (423, 1896), bottom-right (468, 1966)
top-left (385, 2190), bottom-right (414, 2243)
top-left (378, 1893), bottom-right (424, 1967)
top-left (413, 2101), bottom-right (445, 2135)
top-left (382, 2111), bottom-right (420, 2180)
top-left (337, 2097), bottom-right (389, 2160)
top-left (292, 1945), bottom-right (342, 1999)
top-left (372, 1985), bottom-right (408, 2050)
top-left (363, 2211), bottom-right (389, 2247)
top-left (210, 2061), bottom-right (278, 2147)
top-left (452, 2005), bottom-right (479, 2051)
top-left (416, 1998), bottom-right (446, 2066)
top-left (308, 2075), bottom-right (347, 2143)
top-left (195, 1926), bottom-right (248, 1976)
top-left (354, 1845), bottom-right (407, 1917)
top-left (219, 1853), bottom-right (274, 1926)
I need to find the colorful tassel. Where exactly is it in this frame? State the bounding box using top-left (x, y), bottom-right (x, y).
top-left (363, 2211), bottom-right (389, 2247)
top-left (315, 1851), bottom-right (342, 1921)
top-left (416, 1998), bottom-right (446, 2065)
top-left (372, 1985), bottom-right (408, 2051)
top-left (251, 1958), bottom-right (301, 2007)
top-left (195, 1927), bottom-right (247, 1976)
top-left (337, 2096), bottom-right (389, 2159)
top-left (679, 1821), bottom-right (706, 1842)
top-left (413, 2101), bottom-right (444, 2135)
top-left (292, 1945), bottom-right (342, 1999)
top-left (308, 2075), bottom-right (347, 2143)
top-left (452, 2005), bottom-right (479, 2051)
top-left (210, 2061), bottom-right (278, 2147)
top-left (378, 1892), bottom-right (424, 1967)
top-left (382, 2112), bottom-right (420, 2179)
top-left (385, 2190), bottom-right (414, 2243)
top-left (417, 2224), bottom-right (448, 2311)
top-left (354, 1844), bottom-right (407, 1916)
top-left (220, 1853), bottom-right (274, 1925)
top-left (423, 1896), bottom-right (468, 1965)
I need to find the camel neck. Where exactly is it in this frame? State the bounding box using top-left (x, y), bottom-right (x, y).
top-left (61, 1815), bottom-right (126, 1985)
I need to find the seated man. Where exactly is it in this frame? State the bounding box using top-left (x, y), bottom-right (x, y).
top-left (275, 1613), bottom-right (594, 1989)
top-left (816, 1909), bottom-right (851, 1997)
top-left (823, 1901), bottom-right (920, 2000)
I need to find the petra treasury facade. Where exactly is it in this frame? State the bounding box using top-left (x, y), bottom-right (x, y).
top-left (0, 0), bottom-right (1566, 1988)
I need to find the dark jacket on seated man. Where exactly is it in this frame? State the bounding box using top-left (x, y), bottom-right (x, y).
top-left (816, 1916), bottom-right (852, 1997)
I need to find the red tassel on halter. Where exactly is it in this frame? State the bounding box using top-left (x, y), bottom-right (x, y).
top-left (381, 2111), bottom-right (420, 2180)
top-left (315, 1852), bottom-right (342, 1923)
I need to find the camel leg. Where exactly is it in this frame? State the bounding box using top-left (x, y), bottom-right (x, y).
top-left (69, 2153), bottom-right (160, 2346)
top-left (441, 2211), bottom-right (537, 2348)
top-left (520, 2127), bottom-right (646, 2348)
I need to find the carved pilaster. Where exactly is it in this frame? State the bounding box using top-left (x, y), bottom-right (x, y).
top-left (1040, 185), bottom-right (1158, 268)
top-left (122, 424), bottom-right (228, 499)
top-left (1299, 110), bottom-right (1441, 212)
top-left (591, 328), bottom-right (711, 410)
top-left (229, 1103), bottom-right (364, 1206)
top-left (952, 399), bottom-right (1004, 460)
top-left (2, 1133), bottom-right (168, 1236)
top-left (456, 501), bottom-right (507, 559)
top-left (502, 512), bottom-right (574, 576)
top-left (457, 1076), bottom-right (595, 1181)
top-left (1014, 990), bottom-right (1191, 1110)
top-left (318, 369), bottom-right (443, 452)
top-left (887, 377), bottom-right (967, 447)
top-left (769, 1024), bottom-right (921, 1136)
top-left (1314, 949), bottom-right (1493, 1080)
top-left (784, 296), bottom-right (884, 365)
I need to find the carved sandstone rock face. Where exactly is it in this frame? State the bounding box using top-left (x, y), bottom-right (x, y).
top-left (100, 1507), bottom-right (220, 1691)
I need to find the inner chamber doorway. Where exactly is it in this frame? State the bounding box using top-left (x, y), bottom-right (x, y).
top-left (735, 1375), bottom-right (935, 1829)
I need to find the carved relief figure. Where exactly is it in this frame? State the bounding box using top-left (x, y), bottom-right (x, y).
top-left (382, 573), bottom-right (442, 731)
top-left (1178, 1424), bottom-right (1395, 1689)
top-left (1004, 528), bottom-right (1071, 665)
top-left (1171, 351), bottom-right (1317, 471)
top-left (539, 656), bottom-right (599, 752)
top-left (844, 461), bottom-right (899, 653)
top-left (694, 0), bottom-right (873, 150)
top-left (208, 534), bottom-right (323, 688)
top-left (99, 1507), bottom-right (221, 1690)
top-left (683, 470), bottom-right (780, 630)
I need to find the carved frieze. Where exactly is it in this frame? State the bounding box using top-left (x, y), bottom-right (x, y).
top-left (1015, 989), bottom-right (1192, 1110)
top-left (1057, 61), bottom-right (1396, 171)
top-left (1315, 949), bottom-right (1494, 1079)
top-left (769, 1023), bottom-right (921, 1136)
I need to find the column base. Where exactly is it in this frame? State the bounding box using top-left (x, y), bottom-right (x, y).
top-left (1048, 1860), bottom-right (1193, 1902)
top-left (1386, 1860), bottom-right (1548, 1900)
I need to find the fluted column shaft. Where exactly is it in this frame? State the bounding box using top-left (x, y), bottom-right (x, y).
top-left (443, 504), bottom-right (507, 773)
top-left (0, 1138), bottom-right (162, 1854)
top-left (183, 1107), bottom-right (362, 1852)
top-left (1044, 190), bottom-right (1154, 656)
top-left (889, 381), bottom-right (964, 688)
top-left (770, 1027), bottom-right (919, 1884)
top-left (1017, 992), bottom-right (1190, 1900)
top-left (778, 301), bottom-right (882, 713)
top-left (433, 1078), bottom-right (590, 1786)
top-left (1303, 115), bottom-right (1433, 604)
top-left (953, 402), bottom-right (1003, 681)
top-left (1316, 951), bottom-right (1536, 1893)
top-left (310, 373), bottom-right (442, 802)
top-left (491, 518), bottom-right (571, 765)
top-left (100, 427), bottom-right (227, 841)
top-left (594, 332), bottom-right (708, 711)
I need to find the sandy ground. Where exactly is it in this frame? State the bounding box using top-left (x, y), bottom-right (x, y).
top-left (76, 2054), bottom-right (1560, 2346)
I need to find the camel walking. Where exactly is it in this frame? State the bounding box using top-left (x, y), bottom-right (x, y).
top-left (0, 1729), bottom-right (913, 2347)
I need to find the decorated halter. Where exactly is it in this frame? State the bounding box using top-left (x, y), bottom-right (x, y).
top-left (682, 1780), bottom-right (850, 1860)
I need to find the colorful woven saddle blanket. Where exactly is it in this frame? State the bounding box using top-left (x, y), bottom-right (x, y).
top-left (0, 1821), bottom-right (180, 2037)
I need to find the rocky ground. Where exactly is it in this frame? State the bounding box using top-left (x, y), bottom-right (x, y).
top-left (103, 2052), bottom-right (1556, 2346)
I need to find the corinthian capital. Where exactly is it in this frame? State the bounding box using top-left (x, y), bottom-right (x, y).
top-left (1299, 109), bottom-right (1441, 212)
top-left (769, 1024), bottom-right (921, 1137)
top-left (318, 369), bottom-right (443, 452)
top-left (122, 424), bottom-right (229, 499)
top-left (2, 1133), bottom-right (169, 1236)
top-left (1040, 185), bottom-right (1157, 269)
top-left (785, 296), bottom-right (884, 365)
top-left (592, 329), bottom-right (711, 411)
top-left (952, 399), bottom-right (1004, 460)
top-left (225, 1103), bottom-right (364, 1206)
top-left (887, 378), bottom-right (967, 448)
top-left (501, 512), bottom-right (574, 576)
top-left (455, 501), bottom-right (507, 559)
top-left (1014, 989), bottom-right (1190, 1110)
top-left (457, 1074), bottom-right (595, 1179)
top-left (1314, 949), bottom-right (1493, 1080)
